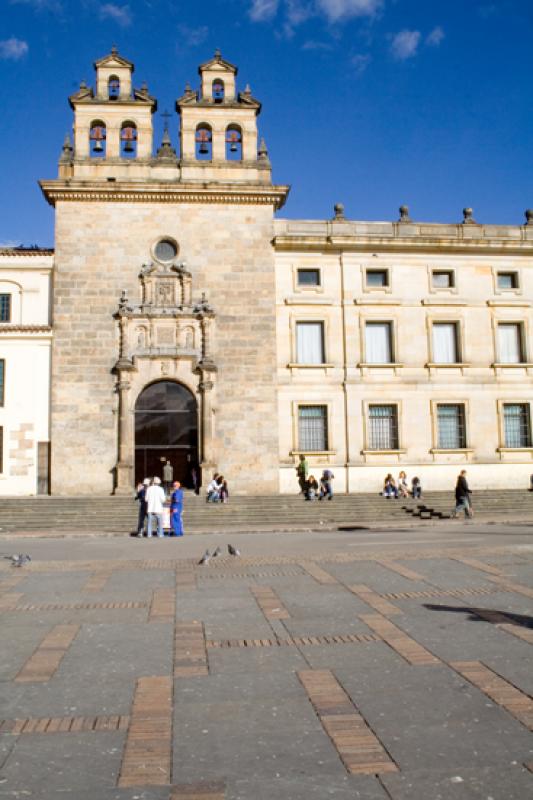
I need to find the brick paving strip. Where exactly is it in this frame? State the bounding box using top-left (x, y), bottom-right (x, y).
top-left (450, 661), bottom-right (533, 731)
top-left (9, 601), bottom-right (147, 612)
top-left (149, 589), bottom-right (176, 623)
top-left (170, 781), bottom-right (226, 799)
top-left (486, 575), bottom-right (533, 599)
top-left (250, 585), bottom-right (290, 620)
top-left (298, 669), bottom-right (398, 775)
top-left (206, 632), bottom-right (380, 649)
top-left (176, 565), bottom-right (196, 591)
top-left (360, 614), bottom-right (441, 666)
top-left (118, 676), bottom-right (173, 787)
top-left (0, 592), bottom-right (24, 611)
top-left (375, 560), bottom-right (428, 582)
top-left (82, 571), bottom-right (113, 592)
top-left (349, 585), bottom-right (402, 617)
top-left (0, 715), bottom-right (129, 735)
top-left (175, 620), bottom-right (209, 677)
top-left (298, 561), bottom-right (338, 584)
top-left (450, 556), bottom-right (507, 576)
top-left (15, 623), bottom-right (80, 683)
top-left (468, 608), bottom-right (533, 646)
top-left (381, 586), bottom-right (500, 600)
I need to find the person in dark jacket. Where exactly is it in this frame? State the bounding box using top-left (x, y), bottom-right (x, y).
top-left (134, 478), bottom-right (150, 536)
top-left (452, 470), bottom-right (473, 518)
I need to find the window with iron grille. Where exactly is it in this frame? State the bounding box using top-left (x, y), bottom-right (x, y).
top-left (503, 404), bottom-right (531, 448)
top-left (437, 404), bottom-right (466, 449)
top-left (368, 405), bottom-right (398, 450)
top-left (0, 295), bottom-right (11, 322)
top-left (0, 360), bottom-right (4, 406)
top-left (298, 406), bottom-right (328, 451)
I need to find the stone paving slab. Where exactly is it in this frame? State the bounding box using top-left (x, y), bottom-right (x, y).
top-left (380, 765), bottom-right (533, 799)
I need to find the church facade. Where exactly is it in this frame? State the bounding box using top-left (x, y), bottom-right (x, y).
top-left (2, 49), bottom-right (533, 496)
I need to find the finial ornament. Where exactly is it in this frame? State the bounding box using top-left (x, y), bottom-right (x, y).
top-left (243, 83), bottom-right (252, 96)
top-left (398, 205), bottom-right (411, 223)
top-left (111, 44), bottom-right (118, 56)
top-left (214, 48), bottom-right (222, 60)
top-left (462, 207), bottom-right (476, 224)
top-left (525, 209), bottom-right (533, 225)
top-left (333, 203), bottom-right (345, 221)
top-left (258, 137), bottom-right (269, 160)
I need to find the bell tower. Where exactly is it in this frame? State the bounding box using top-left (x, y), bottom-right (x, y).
top-left (177, 50), bottom-right (271, 184)
top-left (60, 46), bottom-right (157, 179)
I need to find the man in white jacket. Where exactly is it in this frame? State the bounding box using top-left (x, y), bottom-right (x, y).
top-left (146, 477), bottom-right (166, 538)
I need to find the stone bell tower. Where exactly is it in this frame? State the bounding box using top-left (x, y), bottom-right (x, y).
top-left (41, 49), bottom-right (289, 496)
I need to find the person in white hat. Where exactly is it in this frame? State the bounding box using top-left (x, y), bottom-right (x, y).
top-left (146, 477), bottom-right (166, 538)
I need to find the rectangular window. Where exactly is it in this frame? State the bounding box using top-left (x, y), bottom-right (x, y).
top-left (368, 405), bottom-right (398, 450)
top-left (503, 404), bottom-right (531, 448)
top-left (0, 294), bottom-right (11, 322)
top-left (366, 269), bottom-right (389, 288)
top-left (497, 272), bottom-right (519, 290)
top-left (296, 322), bottom-right (325, 364)
top-left (497, 323), bottom-right (524, 363)
top-left (298, 406), bottom-right (328, 451)
top-left (297, 269), bottom-right (320, 287)
top-left (0, 360), bottom-right (4, 406)
top-left (432, 270), bottom-right (454, 288)
top-left (437, 404), bottom-right (466, 449)
top-left (365, 322), bottom-right (392, 363)
top-left (432, 322), bottom-right (459, 363)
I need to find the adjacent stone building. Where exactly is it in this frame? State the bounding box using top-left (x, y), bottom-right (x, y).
top-left (2, 48), bottom-right (532, 495)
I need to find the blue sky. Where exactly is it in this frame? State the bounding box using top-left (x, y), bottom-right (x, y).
top-left (1, 0), bottom-right (532, 246)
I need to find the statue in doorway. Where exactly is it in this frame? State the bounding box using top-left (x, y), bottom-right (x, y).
top-left (163, 459), bottom-right (174, 495)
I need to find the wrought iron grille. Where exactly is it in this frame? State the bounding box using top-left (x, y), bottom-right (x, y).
top-left (437, 404), bottom-right (466, 449)
top-left (503, 404), bottom-right (531, 448)
top-left (368, 405), bottom-right (398, 450)
top-left (298, 406), bottom-right (327, 451)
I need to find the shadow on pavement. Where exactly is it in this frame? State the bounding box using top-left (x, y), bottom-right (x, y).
top-left (423, 603), bottom-right (533, 629)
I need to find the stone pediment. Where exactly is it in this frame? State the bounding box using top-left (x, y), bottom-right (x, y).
top-left (94, 50), bottom-right (134, 70)
top-left (199, 51), bottom-right (237, 75)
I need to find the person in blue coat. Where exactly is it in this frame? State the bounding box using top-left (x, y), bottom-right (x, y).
top-left (170, 480), bottom-right (184, 537)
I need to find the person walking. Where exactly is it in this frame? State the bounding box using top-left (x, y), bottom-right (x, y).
top-left (296, 454), bottom-right (309, 494)
top-left (170, 480), bottom-right (184, 537)
top-left (319, 468), bottom-right (334, 500)
top-left (134, 478), bottom-right (150, 536)
top-left (451, 470), bottom-right (473, 519)
top-left (146, 477), bottom-right (166, 537)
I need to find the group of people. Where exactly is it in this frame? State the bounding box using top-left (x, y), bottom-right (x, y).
top-left (382, 472), bottom-right (422, 499)
top-left (296, 455), bottom-right (334, 501)
top-left (134, 476), bottom-right (184, 538)
top-left (206, 473), bottom-right (229, 503)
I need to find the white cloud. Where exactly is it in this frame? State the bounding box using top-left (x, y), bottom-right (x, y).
top-left (249, 0), bottom-right (279, 21)
top-left (178, 24), bottom-right (209, 46)
top-left (316, 0), bottom-right (383, 23)
top-left (390, 29), bottom-right (420, 60)
top-left (0, 37), bottom-right (29, 60)
top-left (351, 52), bottom-right (371, 73)
top-left (426, 25), bottom-right (444, 46)
top-left (100, 3), bottom-right (132, 27)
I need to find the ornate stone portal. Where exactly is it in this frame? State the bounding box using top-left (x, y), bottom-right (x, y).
top-left (113, 256), bottom-right (216, 493)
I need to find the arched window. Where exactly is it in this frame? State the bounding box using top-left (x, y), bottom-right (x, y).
top-left (120, 121), bottom-right (137, 158)
top-left (225, 124), bottom-right (242, 161)
top-left (108, 75), bottom-right (120, 100)
top-left (195, 124), bottom-right (212, 161)
top-left (212, 79), bottom-right (224, 103)
top-left (89, 120), bottom-right (106, 158)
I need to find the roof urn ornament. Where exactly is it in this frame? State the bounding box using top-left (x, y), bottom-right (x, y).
top-left (333, 203), bottom-right (345, 221)
top-left (462, 207), bottom-right (477, 224)
top-left (59, 133), bottom-right (73, 163)
top-left (525, 209), bottom-right (533, 226)
top-left (398, 205), bottom-right (411, 223)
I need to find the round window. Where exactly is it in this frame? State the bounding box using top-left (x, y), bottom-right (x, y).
top-left (154, 238), bottom-right (178, 263)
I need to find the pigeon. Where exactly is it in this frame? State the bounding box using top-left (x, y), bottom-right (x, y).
top-left (198, 549), bottom-right (210, 565)
top-left (212, 546), bottom-right (222, 558)
top-left (227, 544), bottom-right (240, 557)
top-left (5, 554), bottom-right (31, 568)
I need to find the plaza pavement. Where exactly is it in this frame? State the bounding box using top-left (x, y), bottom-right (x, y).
top-left (0, 523), bottom-right (532, 799)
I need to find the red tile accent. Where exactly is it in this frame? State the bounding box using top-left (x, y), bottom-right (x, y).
top-left (299, 561), bottom-right (338, 584)
top-left (15, 624), bottom-right (80, 682)
top-left (149, 588), bottom-right (176, 623)
top-left (82, 571), bottom-right (112, 592)
top-left (170, 781), bottom-right (226, 799)
top-left (349, 585), bottom-right (402, 617)
top-left (175, 621), bottom-right (208, 677)
top-left (376, 560), bottom-right (427, 581)
top-left (360, 614), bottom-right (440, 665)
top-left (486, 575), bottom-right (533, 599)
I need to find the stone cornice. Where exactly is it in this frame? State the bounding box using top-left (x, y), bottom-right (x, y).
top-left (0, 249), bottom-right (53, 257)
top-left (39, 180), bottom-right (290, 210)
top-left (0, 325), bottom-right (52, 334)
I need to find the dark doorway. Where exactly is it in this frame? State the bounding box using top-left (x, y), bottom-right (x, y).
top-left (134, 381), bottom-right (198, 488)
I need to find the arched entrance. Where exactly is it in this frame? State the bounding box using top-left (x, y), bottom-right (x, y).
top-left (134, 381), bottom-right (198, 488)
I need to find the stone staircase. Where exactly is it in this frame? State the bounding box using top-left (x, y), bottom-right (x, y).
top-left (0, 490), bottom-right (532, 535)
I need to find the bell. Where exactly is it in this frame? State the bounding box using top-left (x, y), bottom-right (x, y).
top-left (199, 141), bottom-right (208, 154)
top-left (123, 139), bottom-right (134, 153)
top-left (196, 130), bottom-right (210, 154)
top-left (92, 139), bottom-right (104, 153)
top-left (121, 127), bottom-right (136, 153)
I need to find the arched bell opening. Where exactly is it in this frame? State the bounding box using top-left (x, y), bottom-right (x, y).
top-left (108, 75), bottom-right (120, 100)
top-left (225, 124), bottom-right (242, 161)
top-left (212, 79), bottom-right (224, 103)
top-left (89, 120), bottom-right (106, 158)
top-left (195, 123), bottom-right (212, 160)
top-left (120, 121), bottom-right (138, 158)
top-left (134, 380), bottom-right (199, 488)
